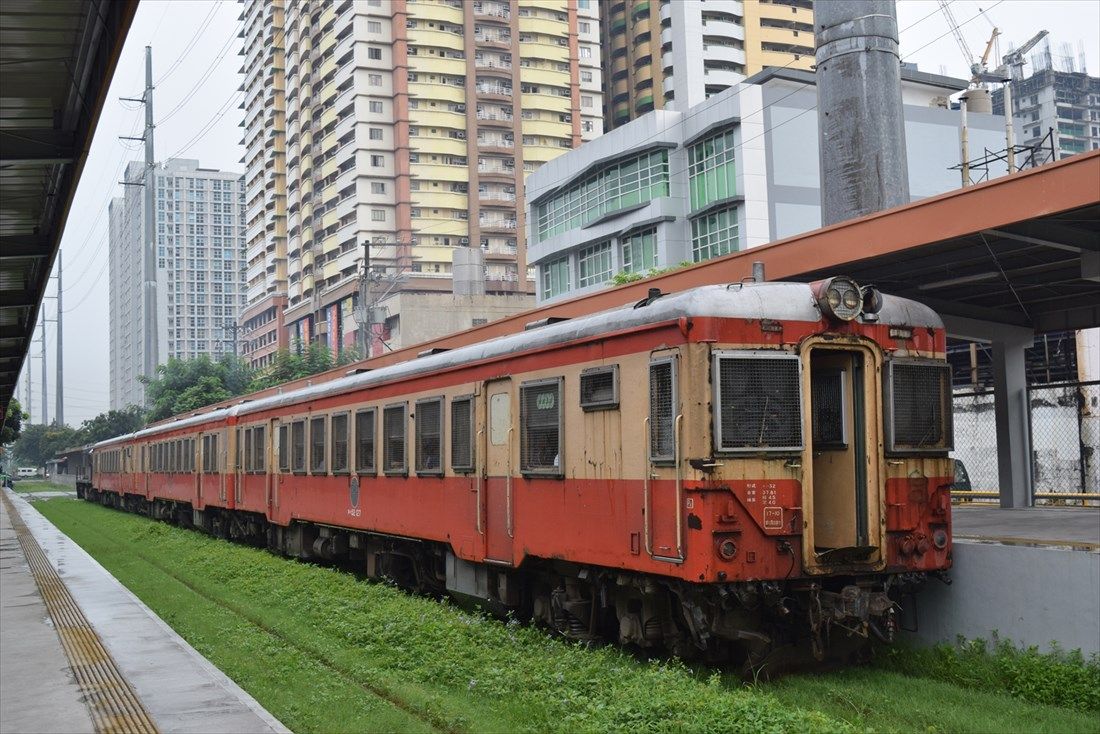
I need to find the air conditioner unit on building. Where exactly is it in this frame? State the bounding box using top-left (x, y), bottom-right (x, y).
top-left (459, 237), bottom-right (470, 245)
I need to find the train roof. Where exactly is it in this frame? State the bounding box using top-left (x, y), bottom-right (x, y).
top-left (94, 281), bottom-right (941, 449)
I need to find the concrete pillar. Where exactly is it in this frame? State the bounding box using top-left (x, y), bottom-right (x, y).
top-left (991, 335), bottom-right (1033, 507)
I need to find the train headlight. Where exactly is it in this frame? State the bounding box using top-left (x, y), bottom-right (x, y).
top-left (814, 276), bottom-right (863, 322)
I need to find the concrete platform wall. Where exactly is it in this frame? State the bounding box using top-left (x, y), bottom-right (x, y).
top-left (908, 540), bottom-right (1100, 655)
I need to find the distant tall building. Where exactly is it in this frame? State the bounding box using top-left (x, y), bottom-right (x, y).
top-left (600, 0), bottom-right (814, 129)
top-left (109, 159), bottom-right (246, 409)
top-left (992, 67), bottom-right (1100, 159)
top-left (238, 0), bottom-right (289, 369)
top-left (238, 0), bottom-right (603, 358)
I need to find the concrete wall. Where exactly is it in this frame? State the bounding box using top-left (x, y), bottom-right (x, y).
top-left (379, 292), bottom-right (534, 350)
top-left (908, 540), bottom-right (1100, 655)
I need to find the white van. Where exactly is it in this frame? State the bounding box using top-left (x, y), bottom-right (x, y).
top-left (16, 467), bottom-right (38, 479)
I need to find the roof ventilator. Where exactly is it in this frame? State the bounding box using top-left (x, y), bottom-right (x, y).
top-left (634, 287), bottom-right (665, 309)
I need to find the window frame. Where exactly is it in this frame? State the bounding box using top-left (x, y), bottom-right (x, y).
top-left (711, 350), bottom-right (804, 455)
top-left (278, 424), bottom-right (289, 472)
top-left (450, 395), bottom-right (476, 473)
top-left (291, 420), bottom-right (307, 474)
top-left (648, 357), bottom-right (679, 463)
top-left (519, 377), bottom-right (565, 477)
top-left (883, 358), bottom-right (954, 456)
top-left (355, 408), bottom-right (377, 475)
top-left (580, 365), bottom-right (620, 411)
top-left (253, 426), bottom-right (266, 473)
top-left (309, 415), bottom-right (328, 475)
top-left (330, 412), bottom-right (350, 474)
top-left (415, 397), bottom-right (445, 476)
top-left (382, 402), bottom-right (408, 476)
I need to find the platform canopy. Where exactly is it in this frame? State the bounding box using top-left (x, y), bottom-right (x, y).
top-left (0, 0), bottom-right (137, 414)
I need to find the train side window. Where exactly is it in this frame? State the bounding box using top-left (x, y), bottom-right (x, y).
top-left (520, 378), bottom-right (564, 476)
top-left (884, 360), bottom-right (953, 454)
top-left (812, 369), bottom-right (848, 449)
top-left (310, 416), bottom-right (327, 474)
top-left (331, 414), bottom-right (349, 474)
top-left (278, 425), bottom-right (289, 472)
top-left (382, 403), bottom-right (407, 476)
top-left (210, 434), bottom-right (219, 472)
top-left (244, 429), bottom-right (253, 472)
top-left (254, 426), bottom-right (266, 473)
top-left (450, 396), bottom-right (475, 473)
top-left (355, 409), bottom-right (377, 475)
top-left (291, 421), bottom-right (306, 473)
top-left (712, 351), bottom-right (803, 453)
top-left (580, 365), bottom-right (619, 411)
top-left (415, 397), bottom-right (444, 475)
top-left (170, 441), bottom-right (177, 473)
top-left (649, 359), bottom-right (677, 462)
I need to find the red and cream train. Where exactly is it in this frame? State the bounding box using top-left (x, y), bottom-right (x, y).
top-left (83, 278), bottom-right (954, 666)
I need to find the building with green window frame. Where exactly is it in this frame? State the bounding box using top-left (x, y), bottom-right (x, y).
top-left (526, 66), bottom-right (1016, 303)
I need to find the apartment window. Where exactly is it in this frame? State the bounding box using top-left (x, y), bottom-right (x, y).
top-left (578, 21), bottom-right (590, 33)
top-left (310, 416), bottom-right (327, 474)
top-left (331, 413), bottom-right (349, 473)
top-left (371, 209), bottom-right (386, 221)
top-left (621, 228), bottom-right (658, 273)
top-left (541, 256), bottom-right (571, 299)
top-left (371, 155), bottom-right (384, 167)
top-left (535, 149), bottom-right (669, 241)
top-left (369, 127), bottom-right (383, 140)
top-left (580, 46), bottom-right (592, 58)
top-left (581, 95), bottom-right (593, 108)
top-left (450, 396), bottom-right (475, 472)
top-left (577, 241), bottom-right (612, 287)
top-left (520, 378), bottom-right (563, 475)
top-left (415, 398), bottom-right (444, 475)
top-left (367, 20), bottom-right (382, 33)
top-left (369, 100), bottom-right (383, 113)
top-left (688, 128), bottom-right (737, 210)
top-left (355, 409), bottom-right (376, 474)
top-left (368, 73), bottom-right (383, 86)
top-left (383, 404), bottom-right (407, 475)
top-left (291, 420), bottom-right (306, 473)
top-left (371, 182), bottom-right (386, 194)
top-left (691, 205), bottom-right (738, 262)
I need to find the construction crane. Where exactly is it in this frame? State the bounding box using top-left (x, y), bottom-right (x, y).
top-left (976, 29), bottom-right (1049, 171)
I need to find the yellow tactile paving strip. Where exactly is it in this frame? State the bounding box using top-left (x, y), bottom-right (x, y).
top-left (1, 492), bottom-right (159, 734)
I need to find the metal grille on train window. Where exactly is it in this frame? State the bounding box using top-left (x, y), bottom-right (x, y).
top-left (416, 398), bottom-right (444, 474)
top-left (331, 414), bottom-right (349, 473)
top-left (253, 427), bottom-right (265, 472)
top-left (310, 417), bottom-right (327, 473)
top-left (580, 365), bottom-right (619, 410)
top-left (383, 405), bottom-right (407, 474)
top-left (812, 370), bottom-right (847, 448)
top-left (715, 355), bottom-right (802, 452)
top-left (649, 360), bottom-right (676, 461)
top-left (889, 362), bottom-right (952, 451)
top-left (291, 421), bottom-right (306, 472)
top-left (451, 397), bottom-right (474, 471)
top-left (521, 380), bottom-right (562, 474)
top-left (356, 409), bottom-right (376, 474)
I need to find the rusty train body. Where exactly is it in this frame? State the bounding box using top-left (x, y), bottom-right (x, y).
top-left (83, 279), bottom-right (954, 667)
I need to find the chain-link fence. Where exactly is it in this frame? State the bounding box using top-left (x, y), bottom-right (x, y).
top-left (1029, 381), bottom-right (1099, 506)
top-left (950, 381), bottom-right (1100, 506)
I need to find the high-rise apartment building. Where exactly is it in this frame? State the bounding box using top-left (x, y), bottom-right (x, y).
top-left (601, 0), bottom-right (814, 129)
top-left (993, 67), bottom-right (1100, 159)
top-left (238, 0), bottom-right (289, 369)
top-left (109, 159), bottom-right (247, 409)
top-left (247, 0), bottom-right (602, 356)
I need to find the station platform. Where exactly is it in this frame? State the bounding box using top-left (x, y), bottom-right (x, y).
top-left (0, 490), bottom-right (289, 734)
top-left (951, 504), bottom-right (1100, 549)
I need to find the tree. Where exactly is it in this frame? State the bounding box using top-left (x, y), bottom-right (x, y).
top-left (249, 342), bottom-right (360, 392)
top-left (78, 406), bottom-right (146, 444)
top-left (10, 423), bottom-right (83, 468)
top-left (1, 398), bottom-right (27, 446)
top-left (141, 355), bottom-right (256, 422)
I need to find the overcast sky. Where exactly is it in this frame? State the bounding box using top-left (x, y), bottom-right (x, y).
top-left (21, 0), bottom-right (1100, 427)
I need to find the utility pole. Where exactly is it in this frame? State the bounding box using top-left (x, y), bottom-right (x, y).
top-left (24, 363), bottom-right (32, 424)
top-left (354, 240), bottom-right (409, 359)
top-left (221, 321), bottom-right (243, 357)
top-left (39, 316), bottom-right (48, 426)
top-left (56, 252), bottom-right (64, 426)
top-left (122, 47), bottom-right (158, 403)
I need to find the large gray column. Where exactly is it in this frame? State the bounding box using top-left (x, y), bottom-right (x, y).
top-left (991, 335), bottom-right (1032, 508)
top-left (815, 0), bottom-right (910, 226)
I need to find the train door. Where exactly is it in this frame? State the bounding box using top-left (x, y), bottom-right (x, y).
top-left (804, 342), bottom-right (884, 571)
top-left (482, 377), bottom-right (514, 564)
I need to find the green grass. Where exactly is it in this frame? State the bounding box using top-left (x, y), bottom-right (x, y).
top-left (32, 498), bottom-right (1100, 734)
top-left (10, 479), bottom-right (73, 493)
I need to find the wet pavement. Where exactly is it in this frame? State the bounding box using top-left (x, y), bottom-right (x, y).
top-left (0, 490), bottom-right (290, 733)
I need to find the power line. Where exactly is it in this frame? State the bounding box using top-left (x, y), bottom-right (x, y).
top-left (156, 19), bottom-right (241, 126)
top-left (153, 0), bottom-right (220, 85)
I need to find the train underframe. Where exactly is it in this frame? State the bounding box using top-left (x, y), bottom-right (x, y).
top-left (81, 486), bottom-right (925, 673)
